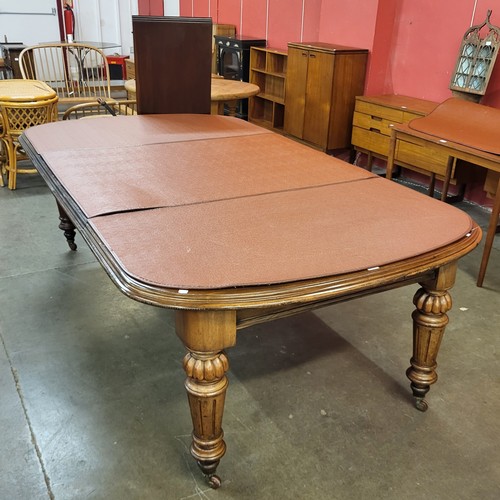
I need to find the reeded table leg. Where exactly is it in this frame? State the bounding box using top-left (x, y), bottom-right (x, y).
top-left (407, 262), bottom-right (456, 411)
top-left (176, 310), bottom-right (237, 488)
top-left (183, 350), bottom-right (229, 488)
top-left (56, 201), bottom-right (77, 250)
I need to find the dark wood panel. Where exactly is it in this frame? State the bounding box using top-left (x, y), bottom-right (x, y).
top-left (132, 16), bottom-right (212, 115)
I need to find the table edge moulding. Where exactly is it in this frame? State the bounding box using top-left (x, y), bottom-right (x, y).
top-left (19, 114), bottom-right (481, 489)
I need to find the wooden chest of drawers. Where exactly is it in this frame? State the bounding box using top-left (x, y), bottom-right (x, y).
top-left (351, 95), bottom-right (452, 176)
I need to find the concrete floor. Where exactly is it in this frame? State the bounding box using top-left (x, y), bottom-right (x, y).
top-left (1, 171), bottom-right (499, 500)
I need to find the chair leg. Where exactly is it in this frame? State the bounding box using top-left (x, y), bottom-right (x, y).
top-left (5, 140), bottom-right (17, 190)
top-left (0, 141), bottom-right (5, 187)
top-left (477, 177), bottom-right (500, 287)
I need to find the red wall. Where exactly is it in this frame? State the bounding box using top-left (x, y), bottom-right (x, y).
top-left (180, 0), bottom-right (500, 107)
top-left (138, 0), bottom-right (164, 16)
top-left (179, 0), bottom-right (499, 206)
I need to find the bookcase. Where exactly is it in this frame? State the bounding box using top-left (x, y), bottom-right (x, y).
top-left (249, 47), bottom-right (287, 131)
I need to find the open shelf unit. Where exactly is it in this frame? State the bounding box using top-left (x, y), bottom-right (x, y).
top-left (249, 47), bottom-right (287, 131)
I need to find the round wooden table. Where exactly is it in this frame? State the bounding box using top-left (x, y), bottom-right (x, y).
top-left (124, 78), bottom-right (260, 116)
top-left (0, 79), bottom-right (58, 189)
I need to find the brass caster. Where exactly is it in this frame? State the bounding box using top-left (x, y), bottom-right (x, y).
top-left (207, 474), bottom-right (222, 489)
top-left (415, 398), bottom-right (428, 412)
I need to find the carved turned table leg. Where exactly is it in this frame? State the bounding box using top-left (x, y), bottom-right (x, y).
top-left (407, 262), bottom-right (456, 412)
top-left (183, 350), bottom-right (229, 488)
top-left (176, 310), bottom-right (237, 488)
top-left (56, 201), bottom-right (77, 250)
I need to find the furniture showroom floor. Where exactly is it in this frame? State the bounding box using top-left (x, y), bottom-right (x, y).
top-left (1, 168), bottom-right (499, 500)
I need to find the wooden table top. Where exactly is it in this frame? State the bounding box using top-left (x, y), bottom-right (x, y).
top-left (356, 94), bottom-right (440, 115)
top-left (209, 78), bottom-right (260, 101)
top-left (124, 78), bottom-right (260, 102)
top-left (0, 79), bottom-right (56, 102)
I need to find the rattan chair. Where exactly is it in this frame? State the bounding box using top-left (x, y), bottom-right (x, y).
top-left (0, 90), bottom-right (58, 189)
top-left (19, 42), bottom-right (113, 116)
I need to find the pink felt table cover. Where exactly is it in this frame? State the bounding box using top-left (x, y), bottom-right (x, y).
top-left (90, 177), bottom-right (473, 288)
top-left (38, 133), bottom-right (375, 218)
top-left (25, 114), bottom-right (269, 152)
top-left (24, 114), bottom-right (475, 289)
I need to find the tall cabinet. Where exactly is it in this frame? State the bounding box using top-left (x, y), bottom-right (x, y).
top-left (284, 42), bottom-right (368, 151)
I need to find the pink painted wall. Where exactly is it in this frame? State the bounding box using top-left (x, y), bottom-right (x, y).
top-left (138, 0), bottom-right (164, 16)
top-left (179, 0), bottom-right (499, 205)
top-left (180, 0), bottom-right (500, 107)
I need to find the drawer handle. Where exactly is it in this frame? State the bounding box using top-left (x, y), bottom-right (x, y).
top-left (370, 127), bottom-right (381, 133)
top-left (309, 54), bottom-right (316, 58)
top-left (301, 52), bottom-right (308, 57)
top-left (371, 116), bottom-right (382, 121)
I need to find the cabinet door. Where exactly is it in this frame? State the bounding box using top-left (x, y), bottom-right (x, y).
top-left (302, 50), bottom-right (334, 148)
top-left (284, 47), bottom-right (309, 138)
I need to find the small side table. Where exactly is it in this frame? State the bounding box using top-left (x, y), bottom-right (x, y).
top-left (124, 77), bottom-right (260, 117)
top-left (0, 79), bottom-right (58, 189)
top-left (209, 78), bottom-right (260, 116)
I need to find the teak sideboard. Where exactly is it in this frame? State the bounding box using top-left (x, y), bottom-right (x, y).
top-left (351, 94), bottom-right (478, 198)
top-left (352, 94), bottom-right (440, 168)
top-left (284, 42), bottom-right (368, 152)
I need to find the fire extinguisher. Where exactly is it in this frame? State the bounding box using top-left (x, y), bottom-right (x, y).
top-left (64, 1), bottom-right (75, 42)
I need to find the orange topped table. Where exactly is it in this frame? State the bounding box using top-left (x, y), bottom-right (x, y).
top-left (386, 97), bottom-right (500, 287)
top-left (20, 114), bottom-right (480, 488)
top-left (124, 77), bottom-right (260, 116)
top-left (0, 79), bottom-right (58, 189)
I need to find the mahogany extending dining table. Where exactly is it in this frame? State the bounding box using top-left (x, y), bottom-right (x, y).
top-left (20, 114), bottom-right (481, 488)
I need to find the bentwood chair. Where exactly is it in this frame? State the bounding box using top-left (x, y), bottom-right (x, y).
top-left (19, 43), bottom-right (114, 117)
top-left (61, 98), bottom-right (137, 120)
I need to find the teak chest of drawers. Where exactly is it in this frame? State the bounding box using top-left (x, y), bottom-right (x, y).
top-left (352, 94), bottom-right (452, 177)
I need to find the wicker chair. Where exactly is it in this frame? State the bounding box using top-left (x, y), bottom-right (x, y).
top-left (19, 42), bottom-right (113, 117)
top-left (0, 81), bottom-right (58, 189)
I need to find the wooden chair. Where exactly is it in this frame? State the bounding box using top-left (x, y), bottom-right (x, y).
top-left (19, 43), bottom-right (113, 116)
